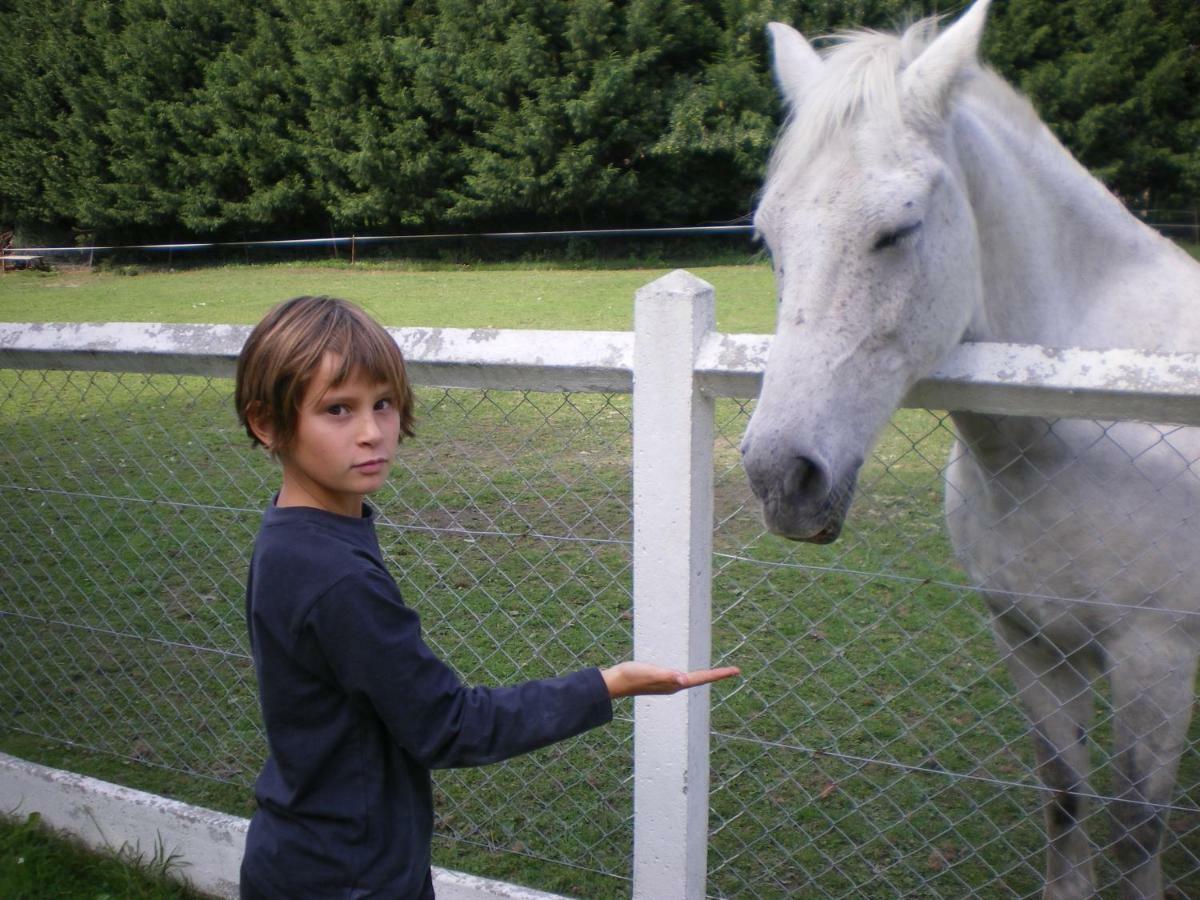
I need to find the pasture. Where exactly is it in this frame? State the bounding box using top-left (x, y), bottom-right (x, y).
top-left (2, 260), bottom-right (1200, 897)
top-left (0, 259), bottom-right (778, 333)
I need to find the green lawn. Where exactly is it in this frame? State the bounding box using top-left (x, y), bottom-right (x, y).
top-left (2, 241), bottom-right (1195, 332)
top-left (0, 260), bottom-right (778, 333)
top-left (0, 813), bottom-right (204, 899)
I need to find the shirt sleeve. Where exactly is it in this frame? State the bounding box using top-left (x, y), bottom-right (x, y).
top-left (305, 566), bottom-right (613, 770)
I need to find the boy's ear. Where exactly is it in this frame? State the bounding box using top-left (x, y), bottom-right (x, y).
top-left (245, 402), bottom-right (277, 451)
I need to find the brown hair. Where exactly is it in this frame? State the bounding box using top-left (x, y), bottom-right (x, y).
top-left (235, 296), bottom-right (416, 453)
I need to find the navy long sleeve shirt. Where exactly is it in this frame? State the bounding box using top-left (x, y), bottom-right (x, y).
top-left (241, 501), bottom-right (613, 898)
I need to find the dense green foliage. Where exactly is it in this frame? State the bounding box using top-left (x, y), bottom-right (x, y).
top-left (986, 0), bottom-right (1200, 213)
top-left (1, 0), bottom-right (1196, 243)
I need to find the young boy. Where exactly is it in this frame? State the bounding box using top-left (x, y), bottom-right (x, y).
top-left (234, 296), bottom-right (739, 899)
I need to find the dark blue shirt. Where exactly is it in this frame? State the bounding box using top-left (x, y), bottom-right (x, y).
top-left (241, 501), bottom-right (613, 898)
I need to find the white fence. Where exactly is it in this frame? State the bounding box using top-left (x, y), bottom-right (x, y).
top-left (4, 269), bottom-right (1200, 897)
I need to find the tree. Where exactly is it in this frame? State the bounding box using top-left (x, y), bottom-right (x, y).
top-left (173, 7), bottom-right (314, 236)
top-left (0, 0), bottom-right (102, 237)
top-left (69, 0), bottom-right (246, 238)
top-left (1, 0), bottom-right (1195, 240)
top-left (987, 0), bottom-right (1200, 209)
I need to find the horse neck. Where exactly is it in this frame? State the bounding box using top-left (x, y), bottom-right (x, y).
top-left (948, 77), bottom-right (1200, 353)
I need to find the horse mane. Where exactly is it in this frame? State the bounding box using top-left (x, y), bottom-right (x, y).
top-left (765, 15), bottom-right (1039, 182)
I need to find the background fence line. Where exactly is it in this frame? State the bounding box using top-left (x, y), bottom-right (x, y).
top-left (5, 225), bottom-right (756, 258)
top-left (4, 209), bottom-right (1195, 266)
top-left (5, 270), bottom-right (1200, 896)
top-left (4, 208), bottom-right (1195, 259)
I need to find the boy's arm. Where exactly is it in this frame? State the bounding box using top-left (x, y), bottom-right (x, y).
top-left (310, 569), bottom-right (613, 769)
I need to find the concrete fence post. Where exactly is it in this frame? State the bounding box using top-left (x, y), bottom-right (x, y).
top-left (630, 270), bottom-right (717, 900)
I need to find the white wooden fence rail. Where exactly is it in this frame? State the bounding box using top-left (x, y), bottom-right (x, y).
top-left (5, 268), bottom-right (1200, 898)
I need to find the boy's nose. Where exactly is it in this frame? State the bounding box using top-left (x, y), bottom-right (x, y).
top-left (358, 414), bottom-right (382, 443)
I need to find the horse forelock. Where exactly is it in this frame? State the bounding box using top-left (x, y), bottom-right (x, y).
top-left (763, 16), bottom-right (945, 191)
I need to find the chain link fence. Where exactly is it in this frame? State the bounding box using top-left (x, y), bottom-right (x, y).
top-left (3, 362), bottom-right (1200, 897)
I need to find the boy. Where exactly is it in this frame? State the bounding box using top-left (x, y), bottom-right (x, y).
top-left (234, 296), bottom-right (739, 898)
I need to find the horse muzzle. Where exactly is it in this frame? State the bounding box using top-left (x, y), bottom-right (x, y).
top-left (741, 439), bottom-right (862, 543)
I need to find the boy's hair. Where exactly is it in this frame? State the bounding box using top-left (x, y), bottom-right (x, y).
top-left (235, 296), bottom-right (416, 453)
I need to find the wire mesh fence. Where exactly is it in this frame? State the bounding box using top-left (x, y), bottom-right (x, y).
top-left (3, 365), bottom-right (1200, 898)
top-left (708, 407), bottom-right (1200, 898)
top-left (0, 369), bottom-right (639, 894)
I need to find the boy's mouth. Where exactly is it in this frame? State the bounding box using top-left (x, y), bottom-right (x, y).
top-left (352, 458), bottom-right (389, 472)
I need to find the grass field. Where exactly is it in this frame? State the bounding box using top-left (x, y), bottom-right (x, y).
top-left (3, 240), bottom-right (1197, 331)
top-left (3, 259), bottom-right (1200, 897)
top-left (0, 812), bottom-right (204, 899)
top-left (0, 258), bottom-right (778, 334)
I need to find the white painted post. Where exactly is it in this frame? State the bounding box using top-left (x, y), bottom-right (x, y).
top-left (631, 270), bottom-right (716, 900)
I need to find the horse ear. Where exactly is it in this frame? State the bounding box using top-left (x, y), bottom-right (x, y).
top-left (767, 22), bottom-right (822, 109)
top-left (901, 0), bottom-right (991, 122)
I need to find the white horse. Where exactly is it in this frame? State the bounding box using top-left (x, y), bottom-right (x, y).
top-left (741, 1), bottom-right (1200, 897)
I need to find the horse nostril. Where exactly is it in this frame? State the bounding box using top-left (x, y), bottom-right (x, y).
top-left (784, 455), bottom-right (827, 498)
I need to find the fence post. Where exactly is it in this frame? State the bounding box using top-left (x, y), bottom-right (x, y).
top-left (631, 269), bottom-right (716, 900)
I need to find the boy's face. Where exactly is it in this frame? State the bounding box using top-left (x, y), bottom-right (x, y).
top-left (274, 353), bottom-right (402, 517)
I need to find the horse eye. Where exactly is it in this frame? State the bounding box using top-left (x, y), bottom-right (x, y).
top-left (873, 221), bottom-right (922, 251)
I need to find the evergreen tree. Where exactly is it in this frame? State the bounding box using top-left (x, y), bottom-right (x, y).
top-left (0, 0), bottom-right (101, 237)
top-left (988, 0), bottom-right (1200, 209)
top-left (430, 0), bottom-right (711, 227)
top-left (284, 0), bottom-right (469, 232)
top-left (0, 0), bottom-right (1195, 241)
top-left (73, 0), bottom-right (243, 238)
top-left (174, 7), bottom-right (312, 236)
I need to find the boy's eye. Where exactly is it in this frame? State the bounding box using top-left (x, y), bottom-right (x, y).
top-left (326, 403), bottom-right (348, 416)
top-left (375, 398), bottom-right (393, 411)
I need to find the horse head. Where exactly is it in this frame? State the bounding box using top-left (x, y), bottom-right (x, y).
top-left (742, 0), bottom-right (992, 542)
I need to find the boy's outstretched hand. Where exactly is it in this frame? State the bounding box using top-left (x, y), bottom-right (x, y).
top-left (601, 662), bottom-right (741, 699)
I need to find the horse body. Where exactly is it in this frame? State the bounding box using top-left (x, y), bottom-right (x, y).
top-left (945, 411), bottom-right (1200, 897)
top-left (743, 2), bottom-right (1200, 896)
